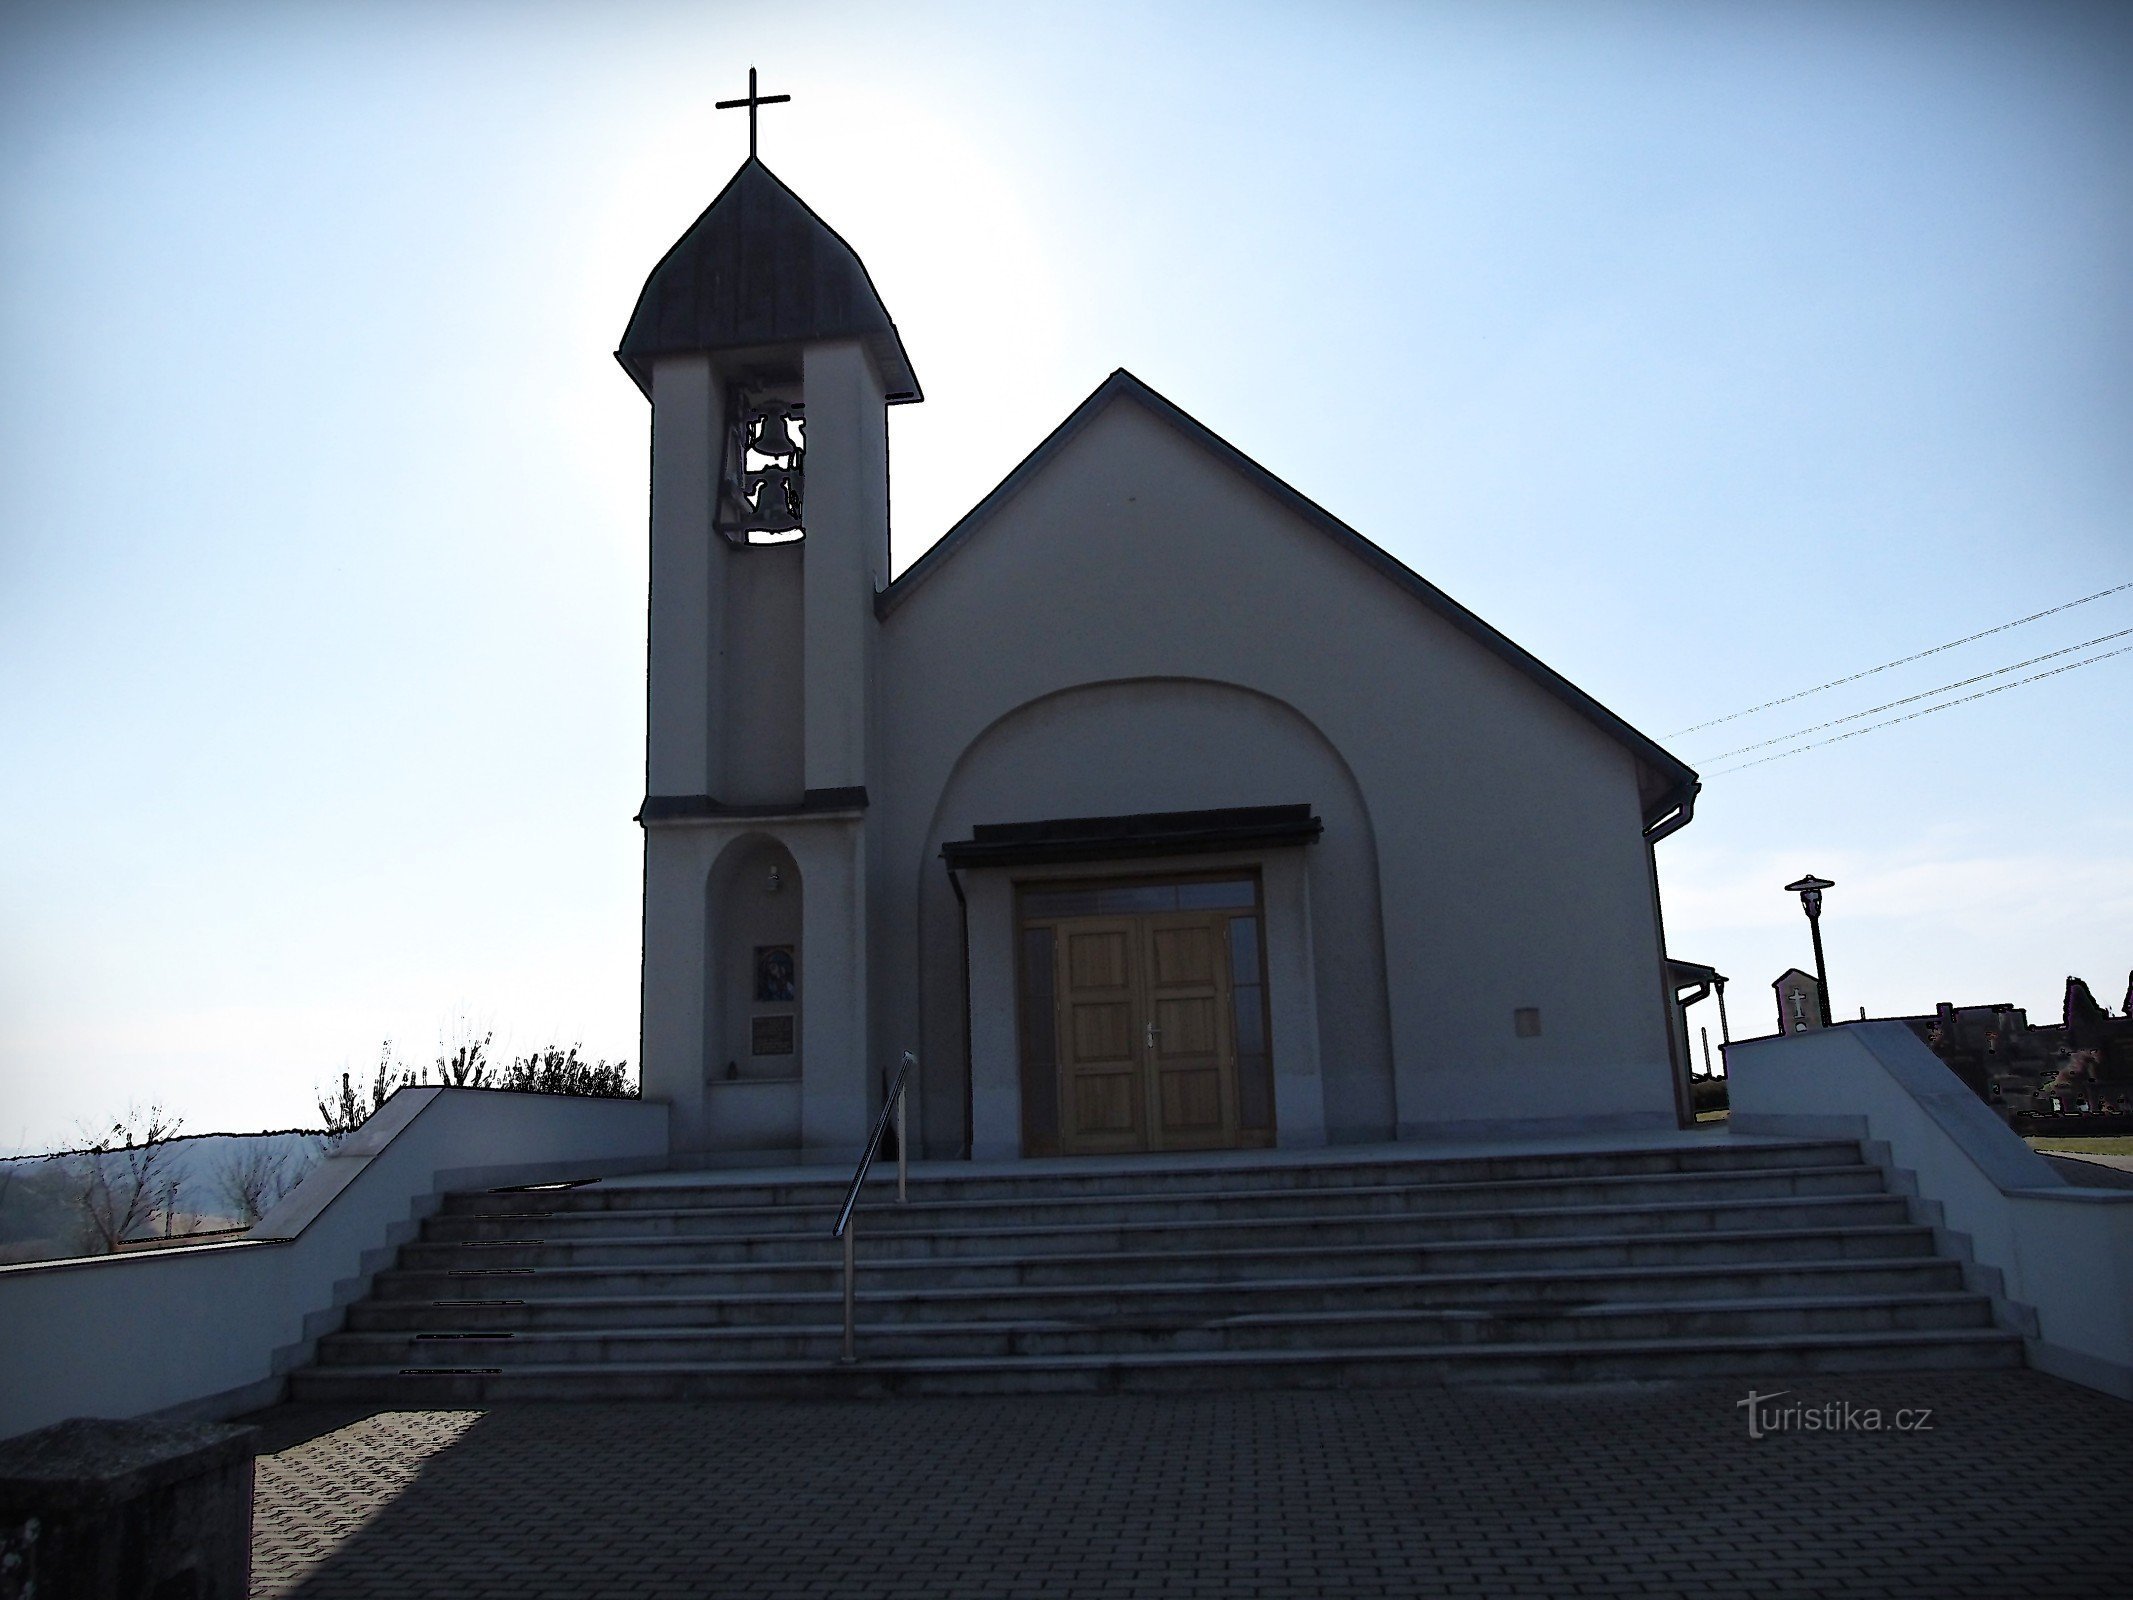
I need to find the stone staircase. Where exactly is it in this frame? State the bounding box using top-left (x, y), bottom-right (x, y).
top-left (289, 1137), bottom-right (2023, 1402)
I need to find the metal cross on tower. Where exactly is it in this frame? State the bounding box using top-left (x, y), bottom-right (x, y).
top-left (716, 67), bottom-right (791, 159)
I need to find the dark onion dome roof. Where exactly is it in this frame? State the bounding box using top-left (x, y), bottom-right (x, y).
top-left (616, 157), bottom-right (921, 403)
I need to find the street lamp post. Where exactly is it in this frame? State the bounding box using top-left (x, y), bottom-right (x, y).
top-left (1784, 874), bottom-right (1836, 1028)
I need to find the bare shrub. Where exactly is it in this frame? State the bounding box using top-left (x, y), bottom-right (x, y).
top-left (211, 1140), bottom-right (313, 1225)
top-left (499, 1044), bottom-right (636, 1098)
top-left (432, 1027), bottom-right (495, 1087)
top-left (315, 1031), bottom-right (635, 1144)
top-left (316, 1040), bottom-right (418, 1144)
top-left (74, 1103), bottom-right (182, 1252)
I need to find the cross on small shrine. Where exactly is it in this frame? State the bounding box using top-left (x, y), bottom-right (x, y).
top-left (716, 67), bottom-right (791, 160)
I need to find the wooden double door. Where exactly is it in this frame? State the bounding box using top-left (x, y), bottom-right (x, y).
top-left (1019, 877), bottom-right (1275, 1156)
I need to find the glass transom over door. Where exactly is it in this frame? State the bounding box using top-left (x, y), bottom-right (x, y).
top-left (1015, 875), bottom-right (1276, 1156)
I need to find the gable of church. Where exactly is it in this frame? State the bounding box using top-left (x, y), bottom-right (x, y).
top-left (880, 370), bottom-right (1694, 829)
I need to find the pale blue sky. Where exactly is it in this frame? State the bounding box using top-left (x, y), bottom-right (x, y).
top-left (3, 0), bottom-right (2128, 1149)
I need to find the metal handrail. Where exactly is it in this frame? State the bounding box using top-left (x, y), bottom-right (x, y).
top-left (831, 1050), bottom-right (914, 1362)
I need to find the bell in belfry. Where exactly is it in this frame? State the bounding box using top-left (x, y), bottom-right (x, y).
top-left (745, 467), bottom-right (804, 531)
top-left (752, 407), bottom-right (799, 460)
top-left (714, 389), bottom-right (806, 542)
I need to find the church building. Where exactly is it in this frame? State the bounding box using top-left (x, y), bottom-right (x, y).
top-left (621, 139), bottom-right (1702, 1167)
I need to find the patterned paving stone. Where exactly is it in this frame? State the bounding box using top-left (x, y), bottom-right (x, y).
top-left (246, 1372), bottom-right (2129, 1599)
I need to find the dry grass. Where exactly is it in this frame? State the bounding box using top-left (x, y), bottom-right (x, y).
top-left (2027, 1136), bottom-right (2133, 1156)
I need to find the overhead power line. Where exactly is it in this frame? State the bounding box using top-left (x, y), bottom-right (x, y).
top-left (1705, 641), bottom-right (2133, 775)
top-left (1693, 625), bottom-right (2133, 764)
top-left (1665, 580), bottom-right (2133, 738)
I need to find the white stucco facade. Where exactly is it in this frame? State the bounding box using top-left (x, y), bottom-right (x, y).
top-left (623, 156), bottom-right (1701, 1166)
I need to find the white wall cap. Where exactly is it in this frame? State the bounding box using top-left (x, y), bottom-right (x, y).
top-left (1731, 1022), bottom-right (2063, 1193)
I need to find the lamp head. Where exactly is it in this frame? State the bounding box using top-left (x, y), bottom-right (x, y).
top-left (1784, 874), bottom-right (1834, 916)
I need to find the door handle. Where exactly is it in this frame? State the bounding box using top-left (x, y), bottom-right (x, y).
top-left (1145, 1020), bottom-right (1161, 1049)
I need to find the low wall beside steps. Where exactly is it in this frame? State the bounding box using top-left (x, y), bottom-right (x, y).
top-left (0, 1088), bottom-right (669, 1440)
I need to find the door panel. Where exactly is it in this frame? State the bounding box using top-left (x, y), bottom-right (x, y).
top-left (1072, 1071), bottom-right (1142, 1135)
top-left (1158, 1066), bottom-right (1226, 1134)
top-left (1034, 888), bottom-right (1268, 1156)
top-left (1148, 922), bottom-right (1215, 986)
top-left (1056, 919), bottom-right (1146, 1154)
top-left (1153, 995), bottom-right (1218, 1055)
top-left (1067, 927), bottom-right (1132, 989)
top-left (1144, 912), bottom-right (1235, 1149)
top-left (1070, 1000), bottom-right (1136, 1061)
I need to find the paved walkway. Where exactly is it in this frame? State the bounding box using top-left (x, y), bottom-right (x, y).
top-left (247, 1372), bottom-right (2129, 1598)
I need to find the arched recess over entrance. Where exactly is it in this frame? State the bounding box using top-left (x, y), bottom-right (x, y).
top-left (704, 833), bottom-right (803, 1151)
top-left (914, 677), bottom-right (1395, 1157)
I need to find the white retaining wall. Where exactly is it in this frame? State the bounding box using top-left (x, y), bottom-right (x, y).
top-left (1728, 1022), bottom-right (2133, 1399)
top-left (0, 1088), bottom-right (669, 1440)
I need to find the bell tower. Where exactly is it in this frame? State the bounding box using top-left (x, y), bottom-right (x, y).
top-left (619, 85), bottom-right (920, 1158)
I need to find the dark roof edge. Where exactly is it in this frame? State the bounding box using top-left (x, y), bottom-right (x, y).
top-left (637, 786), bottom-right (868, 825)
top-left (877, 369), bottom-right (1697, 807)
top-left (1666, 958), bottom-right (1728, 985)
top-left (614, 156), bottom-right (922, 405)
top-left (942, 803), bottom-right (1323, 870)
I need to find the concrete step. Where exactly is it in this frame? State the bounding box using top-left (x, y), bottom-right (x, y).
top-left (296, 1137), bottom-right (2029, 1399)
top-left (449, 1141), bottom-right (1873, 1216)
top-left (287, 1325), bottom-right (2025, 1404)
top-left (346, 1254), bottom-right (1972, 1334)
top-left (373, 1223), bottom-right (1941, 1302)
top-left (317, 1291), bottom-right (2000, 1369)
top-left (349, 1257), bottom-right (1980, 1333)
top-left (401, 1193), bottom-right (1914, 1268)
top-left (427, 1163), bottom-right (1890, 1238)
